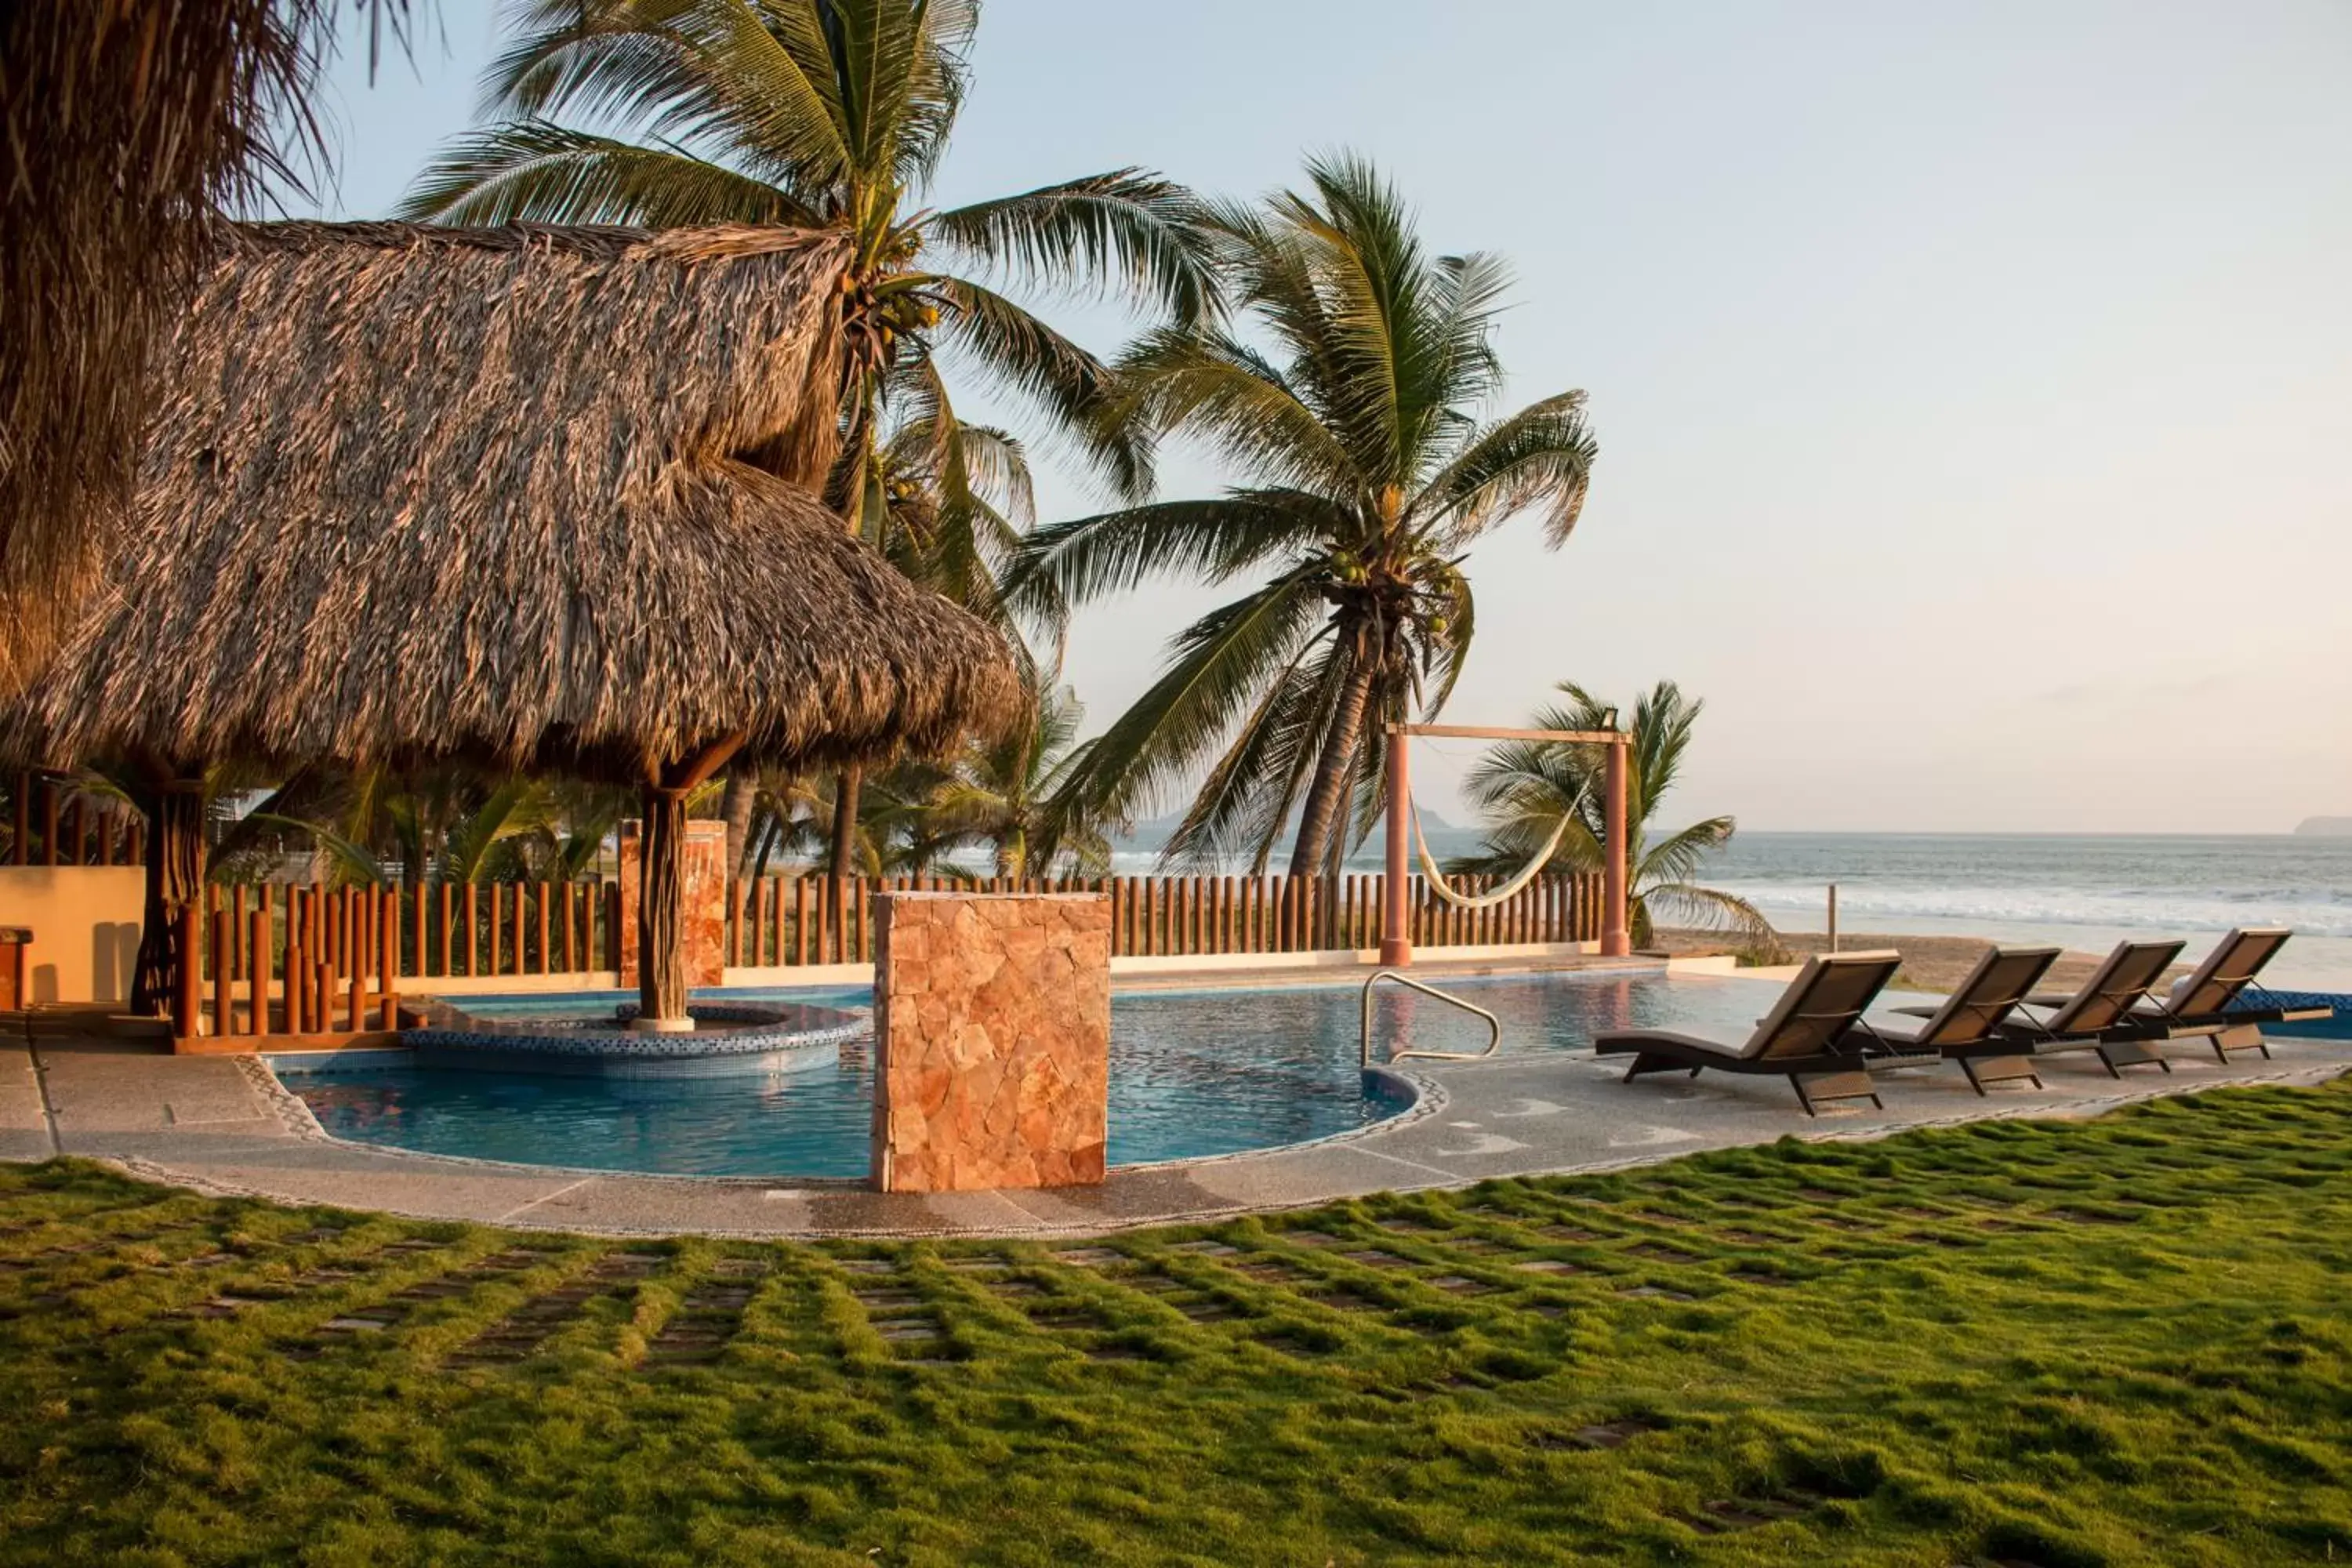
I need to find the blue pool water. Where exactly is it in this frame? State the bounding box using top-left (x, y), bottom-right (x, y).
top-left (281, 971), bottom-right (1773, 1179)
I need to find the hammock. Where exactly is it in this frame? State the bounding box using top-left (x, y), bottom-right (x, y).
top-left (1411, 782), bottom-right (1588, 911)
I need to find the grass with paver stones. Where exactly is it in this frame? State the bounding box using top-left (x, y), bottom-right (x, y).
top-left (4, 1080), bottom-right (2352, 1566)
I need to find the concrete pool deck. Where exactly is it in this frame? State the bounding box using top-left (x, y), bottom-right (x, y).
top-left (5, 967), bottom-right (2348, 1238)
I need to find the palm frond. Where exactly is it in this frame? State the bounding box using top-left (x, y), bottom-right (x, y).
top-left (1414, 390), bottom-right (1596, 548)
top-left (1638, 815), bottom-right (1737, 892)
top-left (930, 169), bottom-right (1221, 326)
top-left (931, 274), bottom-right (1136, 494)
top-left (1054, 576), bottom-right (1327, 826)
top-left (1004, 492), bottom-right (1325, 618)
top-left (397, 120), bottom-right (815, 226)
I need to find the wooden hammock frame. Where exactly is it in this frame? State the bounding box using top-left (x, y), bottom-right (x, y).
top-left (1381, 723), bottom-right (1632, 965)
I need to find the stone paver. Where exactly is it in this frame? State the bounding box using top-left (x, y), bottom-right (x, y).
top-left (0, 1040), bottom-right (55, 1161)
top-left (10, 981), bottom-right (2347, 1238)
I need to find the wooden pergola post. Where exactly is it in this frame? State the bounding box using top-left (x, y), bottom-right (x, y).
top-left (1600, 740), bottom-right (1631, 957)
top-left (1381, 724), bottom-right (1632, 967)
top-left (1381, 732), bottom-right (1412, 966)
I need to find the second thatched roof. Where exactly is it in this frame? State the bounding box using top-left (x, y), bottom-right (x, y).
top-left (7, 220), bottom-right (1018, 780)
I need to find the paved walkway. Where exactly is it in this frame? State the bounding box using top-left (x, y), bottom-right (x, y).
top-left (5, 989), bottom-right (2347, 1238)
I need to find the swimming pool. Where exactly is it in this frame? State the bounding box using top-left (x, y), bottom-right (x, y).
top-left (278, 969), bottom-right (1773, 1179)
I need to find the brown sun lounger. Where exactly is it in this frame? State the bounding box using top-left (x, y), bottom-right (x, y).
top-left (2101, 928), bottom-right (2323, 1063)
top-left (1864, 945), bottom-right (2062, 1094)
top-left (1965, 938), bottom-right (2187, 1079)
top-left (1594, 950), bottom-right (1903, 1116)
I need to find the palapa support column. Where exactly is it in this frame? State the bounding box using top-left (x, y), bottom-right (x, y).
top-left (630, 735), bottom-right (745, 1033)
top-left (132, 778), bottom-right (207, 1033)
top-left (1381, 728), bottom-right (1412, 967)
top-left (634, 783), bottom-right (691, 1030)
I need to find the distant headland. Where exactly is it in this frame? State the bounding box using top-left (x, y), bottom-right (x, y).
top-left (2293, 817), bottom-right (2352, 837)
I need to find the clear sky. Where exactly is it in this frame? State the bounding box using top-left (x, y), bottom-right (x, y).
top-left (296, 1), bottom-right (2352, 834)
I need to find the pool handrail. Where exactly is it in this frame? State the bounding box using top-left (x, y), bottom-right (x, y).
top-left (1360, 970), bottom-right (1502, 1069)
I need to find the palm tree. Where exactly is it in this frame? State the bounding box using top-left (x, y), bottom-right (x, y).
top-left (401, 1), bottom-right (1215, 875)
top-left (1009, 154), bottom-right (1597, 891)
top-left (1451, 681), bottom-right (1780, 953)
top-left (922, 681), bottom-right (1108, 879)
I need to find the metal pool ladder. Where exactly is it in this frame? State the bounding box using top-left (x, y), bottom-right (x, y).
top-left (1359, 971), bottom-right (1502, 1068)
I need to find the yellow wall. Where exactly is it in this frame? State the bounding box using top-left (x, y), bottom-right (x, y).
top-left (0, 867), bottom-right (146, 1005)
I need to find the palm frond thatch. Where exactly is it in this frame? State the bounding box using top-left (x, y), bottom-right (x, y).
top-left (3, 220), bottom-right (1019, 782)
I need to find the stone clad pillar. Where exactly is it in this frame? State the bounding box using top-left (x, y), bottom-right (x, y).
top-left (618, 818), bottom-right (728, 989)
top-left (871, 892), bottom-right (1111, 1193)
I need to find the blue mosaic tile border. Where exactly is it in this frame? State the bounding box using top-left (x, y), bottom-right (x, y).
top-left (403, 998), bottom-right (871, 1062)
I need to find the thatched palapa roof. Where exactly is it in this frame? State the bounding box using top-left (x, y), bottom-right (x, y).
top-left (6, 220), bottom-right (1018, 780)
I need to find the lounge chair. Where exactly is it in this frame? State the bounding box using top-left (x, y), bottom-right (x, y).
top-left (1859, 945), bottom-right (2063, 1094)
top-left (2101, 928), bottom-right (2323, 1063)
top-left (1909, 938), bottom-right (2185, 1080)
top-left (1594, 950), bottom-right (1903, 1116)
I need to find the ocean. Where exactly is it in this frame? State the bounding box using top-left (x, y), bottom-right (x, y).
top-left (1112, 830), bottom-right (2352, 990)
top-left (1700, 833), bottom-right (2352, 991)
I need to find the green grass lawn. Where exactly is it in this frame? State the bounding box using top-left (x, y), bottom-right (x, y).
top-left (4, 1083), bottom-right (2351, 1566)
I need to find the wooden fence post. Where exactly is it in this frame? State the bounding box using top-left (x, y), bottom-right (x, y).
top-left (248, 909), bottom-right (269, 1037)
top-left (210, 911), bottom-right (233, 1038)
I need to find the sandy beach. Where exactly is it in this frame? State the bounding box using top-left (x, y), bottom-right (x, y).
top-left (1652, 928), bottom-right (2185, 993)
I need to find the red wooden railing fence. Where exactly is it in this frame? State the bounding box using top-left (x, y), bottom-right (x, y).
top-left (168, 869), bottom-right (1600, 1040)
top-left (3, 771), bottom-right (144, 866)
top-left (723, 871), bottom-right (1603, 967)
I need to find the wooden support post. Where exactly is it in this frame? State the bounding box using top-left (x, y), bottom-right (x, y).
top-left (463, 883), bottom-right (479, 975)
top-left (636, 782), bottom-right (691, 1024)
top-left (67, 799), bottom-right (85, 865)
top-left (249, 909), bottom-right (270, 1038)
top-left (286, 894), bottom-right (307, 1036)
top-left (793, 877), bottom-right (809, 966)
top-left (211, 911), bottom-right (232, 1038)
top-left (1381, 731), bottom-right (1411, 965)
top-left (536, 880), bottom-right (550, 975)
top-left (563, 881), bottom-right (579, 973)
top-left (1602, 739), bottom-right (1631, 956)
top-left (172, 898), bottom-right (201, 1039)
top-left (379, 890), bottom-right (397, 1028)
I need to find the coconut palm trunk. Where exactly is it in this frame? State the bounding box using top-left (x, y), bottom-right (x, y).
top-left (1287, 649), bottom-right (1377, 880)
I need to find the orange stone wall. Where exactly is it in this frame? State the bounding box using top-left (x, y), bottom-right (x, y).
top-left (616, 818), bottom-right (728, 989)
top-left (871, 892), bottom-right (1112, 1193)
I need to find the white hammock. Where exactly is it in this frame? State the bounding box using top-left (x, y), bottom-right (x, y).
top-left (1411, 782), bottom-right (1588, 910)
